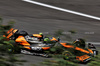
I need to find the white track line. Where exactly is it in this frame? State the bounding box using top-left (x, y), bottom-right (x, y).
top-left (22, 0), bottom-right (100, 20)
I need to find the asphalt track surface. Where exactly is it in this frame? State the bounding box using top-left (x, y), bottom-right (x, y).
top-left (0, 0), bottom-right (100, 66)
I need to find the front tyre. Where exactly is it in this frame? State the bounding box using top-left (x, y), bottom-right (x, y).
top-left (62, 51), bottom-right (72, 60)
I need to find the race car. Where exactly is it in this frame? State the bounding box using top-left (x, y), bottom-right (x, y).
top-left (4, 28), bottom-right (98, 62)
top-left (4, 28), bottom-right (59, 57)
top-left (60, 42), bottom-right (98, 62)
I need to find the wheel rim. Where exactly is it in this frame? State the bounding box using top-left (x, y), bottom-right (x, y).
top-left (8, 48), bottom-right (12, 52)
top-left (6, 44), bottom-right (14, 53)
top-left (63, 51), bottom-right (71, 60)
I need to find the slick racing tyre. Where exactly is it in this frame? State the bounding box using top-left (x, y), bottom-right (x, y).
top-left (62, 51), bottom-right (72, 60)
top-left (6, 44), bottom-right (14, 53)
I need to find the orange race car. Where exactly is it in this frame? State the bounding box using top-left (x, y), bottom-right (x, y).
top-left (4, 28), bottom-right (98, 62)
top-left (60, 42), bottom-right (98, 62)
top-left (4, 28), bottom-right (59, 57)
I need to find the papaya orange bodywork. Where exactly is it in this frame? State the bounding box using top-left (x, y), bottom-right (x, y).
top-left (75, 47), bottom-right (89, 54)
top-left (7, 28), bottom-right (14, 34)
top-left (15, 36), bottom-right (30, 46)
top-left (61, 43), bottom-right (90, 54)
top-left (3, 35), bottom-right (6, 37)
top-left (42, 47), bottom-right (50, 50)
top-left (7, 32), bottom-right (13, 38)
top-left (23, 46), bottom-right (31, 50)
top-left (60, 43), bottom-right (74, 48)
top-left (51, 37), bottom-right (57, 41)
top-left (33, 34), bottom-right (42, 38)
top-left (60, 43), bottom-right (67, 45)
top-left (87, 48), bottom-right (93, 54)
top-left (76, 55), bottom-right (90, 62)
top-left (7, 29), bottom-right (18, 38)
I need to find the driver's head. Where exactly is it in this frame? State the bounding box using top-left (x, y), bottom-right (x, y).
top-left (39, 32), bottom-right (43, 35)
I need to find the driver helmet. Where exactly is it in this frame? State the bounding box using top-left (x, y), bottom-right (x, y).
top-left (39, 32), bottom-right (43, 35)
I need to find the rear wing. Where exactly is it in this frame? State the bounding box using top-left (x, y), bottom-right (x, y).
top-left (6, 28), bottom-right (19, 39)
